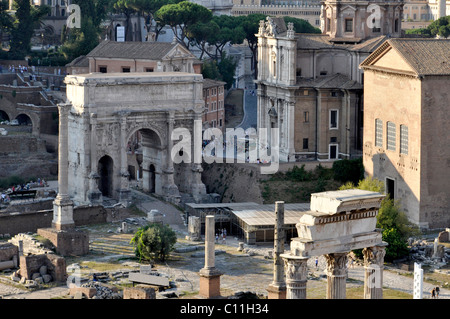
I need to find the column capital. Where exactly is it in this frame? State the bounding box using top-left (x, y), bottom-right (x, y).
top-left (325, 252), bottom-right (348, 277)
top-left (363, 245), bottom-right (387, 268)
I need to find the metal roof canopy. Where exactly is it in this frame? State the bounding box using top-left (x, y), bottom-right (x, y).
top-left (230, 203), bottom-right (311, 227)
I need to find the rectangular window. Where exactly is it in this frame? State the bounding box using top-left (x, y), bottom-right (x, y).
top-left (303, 138), bottom-right (309, 149)
top-left (375, 119), bottom-right (383, 147)
top-left (345, 19), bottom-right (353, 32)
top-left (99, 66), bottom-right (107, 73)
top-left (326, 18), bottom-right (331, 32)
top-left (387, 121), bottom-right (396, 151)
top-left (330, 110), bottom-right (338, 129)
top-left (304, 111), bottom-right (309, 123)
top-left (122, 67), bottom-right (130, 73)
top-left (400, 125), bottom-right (408, 155)
top-left (145, 68), bottom-right (154, 72)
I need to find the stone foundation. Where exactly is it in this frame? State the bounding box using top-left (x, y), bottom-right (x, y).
top-left (19, 254), bottom-right (66, 282)
top-left (267, 284), bottom-right (287, 299)
top-left (37, 227), bottom-right (89, 256)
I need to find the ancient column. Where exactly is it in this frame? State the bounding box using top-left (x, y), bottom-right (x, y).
top-left (118, 111), bottom-right (130, 204)
top-left (325, 252), bottom-right (348, 299)
top-left (162, 110), bottom-right (180, 200)
top-left (199, 215), bottom-right (222, 298)
top-left (88, 112), bottom-right (102, 204)
top-left (267, 201), bottom-right (286, 299)
top-left (52, 103), bottom-right (75, 231)
top-left (363, 244), bottom-right (386, 299)
top-left (282, 256), bottom-right (308, 299)
top-left (190, 116), bottom-right (206, 200)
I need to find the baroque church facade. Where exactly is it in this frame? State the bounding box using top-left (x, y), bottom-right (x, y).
top-left (255, 0), bottom-right (404, 162)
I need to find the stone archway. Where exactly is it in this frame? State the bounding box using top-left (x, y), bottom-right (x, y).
top-left (63, 72), bottom-right (207, 206)
top-left (98, 155), bottom-right (114, 198)
top-left (0, 110), bottom-right (9, 121)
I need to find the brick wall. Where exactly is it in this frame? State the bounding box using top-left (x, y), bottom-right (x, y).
top-left (19, 253), bottom-right (66, 282)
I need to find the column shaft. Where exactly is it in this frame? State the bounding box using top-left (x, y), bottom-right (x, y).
top-left (204, 215), bottom-right (215, 269)
top-left (363, 245), bottom-right (386, 299)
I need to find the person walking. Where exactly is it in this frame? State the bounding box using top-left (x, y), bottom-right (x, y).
top-left (435, 286), bottom-right (440, 298)
top-left (431, 287), bottom-right (436, 299)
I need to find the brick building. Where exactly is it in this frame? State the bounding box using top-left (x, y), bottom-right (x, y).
top-left (202, 78), bottom-right (226, 132)
top-left (360, 38), bottom-right (450, 229)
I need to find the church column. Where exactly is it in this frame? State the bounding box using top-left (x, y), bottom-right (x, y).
top-left (363, 244), bottom-right (386, 299)
top-left (325, 252), bottom-right (348, 299)
top-left (88, 112), bottom-right (102, 204)
top-left (282, 256), bottom-right (308, 299)
top-left (118, 111), bottom-right (130, 205)
top-left (287, 101), bottom-right (295, 161)
top-left (52, 103), bottom-right (74, 231)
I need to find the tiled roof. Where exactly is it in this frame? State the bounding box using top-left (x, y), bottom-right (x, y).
top-left (86, 40), bottom-right (179, 60)
top-left (360, 38), bottom-right (450, 76)
top-left (388, 38), bottom-right (450, 76)
top-left (66, 55), bottom-right (89, 67)
top-left (203, 78), bottom-right (226, 88)
top-left (297, 34), bottom-right (387, 53)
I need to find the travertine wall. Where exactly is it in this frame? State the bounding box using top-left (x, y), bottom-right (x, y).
top-left (363, 70), bottom-right (422, 225)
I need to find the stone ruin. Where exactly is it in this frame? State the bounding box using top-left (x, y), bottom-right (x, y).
top-left (0, 233), bottom-right (67, 290)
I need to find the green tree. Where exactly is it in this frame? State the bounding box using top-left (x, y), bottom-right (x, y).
top-left (155, 1), bottom-right (212, 49)
top-left (61, 17), bottom-right (100, 61)
top-left (427, 16), bottom-right (450, 38)
top-left (332, 158), bottom-right (364, 185)
top-left (9, 0), bottom-right (50, 59)
top-left (283, 16), bottom-right (321, 34)
top-left (0, 0), bottom-right (13, 49)
top-left (130, 223), bottom-right (177, 262)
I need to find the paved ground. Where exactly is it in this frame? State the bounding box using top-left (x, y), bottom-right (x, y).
top-left (237, 88), bottom-right (257, 130)
top-left (1, 189), bottom-right (449, 299)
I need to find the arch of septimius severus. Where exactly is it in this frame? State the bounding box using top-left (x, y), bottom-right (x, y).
top-left (60, 72), bottom-right (207, 208)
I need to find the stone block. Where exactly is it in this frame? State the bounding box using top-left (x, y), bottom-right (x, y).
top-left (123, 285), bottom-right (156, 299)
top-left (37, 228), bottom-right (89, 256)
top-left (69, 287), bottom-right (97, 299)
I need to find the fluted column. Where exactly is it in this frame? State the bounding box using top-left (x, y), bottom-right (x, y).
top-left (88, 112), bottom-right (102, 204)
top-left (118, 111), bottom-right (130, 204)
top-left (325, 252), bottom-right (348, 299)
top-left (363, 245), bottom-right (386, 299)
top-left (162, 110), bottom-right (179, 199)
top-left (52, 103), bottom-right (74, 230)
top-left (282, 256), bottom-right (308, 299)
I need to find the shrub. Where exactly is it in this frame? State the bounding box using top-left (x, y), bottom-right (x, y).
top-left (130, 223), bottom-right (177, 262)
top-left (332, 158), bottom-right (364, 185)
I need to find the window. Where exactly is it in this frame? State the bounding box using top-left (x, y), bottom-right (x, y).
top-left (345, 19), bottom-right (353, 32)
top-left (375, 119), bottom-right (383, 147)
top-left (387, 121), bottom-right (396, 151)
top-left (219, 119), bottom-right (222, 127)
top-left (122, 67), bottom-right (130, 73)
top-left (329, 110), bottom-right (338, 129)
top-left (145, 68), bottom-right (154, 72)
top-left (400, 125), bottom-right (408, 155)
top-left (330, 137), bottom-right (337, 143)
top-left (327, 18), bottom-right (331, 32)
top-left (303, 138), bottom-right (309, 149)
top-left (99, 66), bottom-right (107, 73)
top-left (304, 111), bottom-right (309, 123)
top-left (386, 177), bottom-right (395, 200)
top-left (320, 71), bottom-right (327, 76)
top-left (394, 19), bottom-right (399, 32)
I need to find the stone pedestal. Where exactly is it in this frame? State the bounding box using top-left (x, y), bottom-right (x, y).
top-left (325, 252), bottom-right (348, 299)
top-left (52, 195), bottom-right (75, 231)
top-left (363, 244), bottom-right (386, 299)
top-left (199, 268), bottom-right (222, 298)
top-left (267, 284), bottom-right (287, 299)
top-left (281, 255), bottom-right (308, 299)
